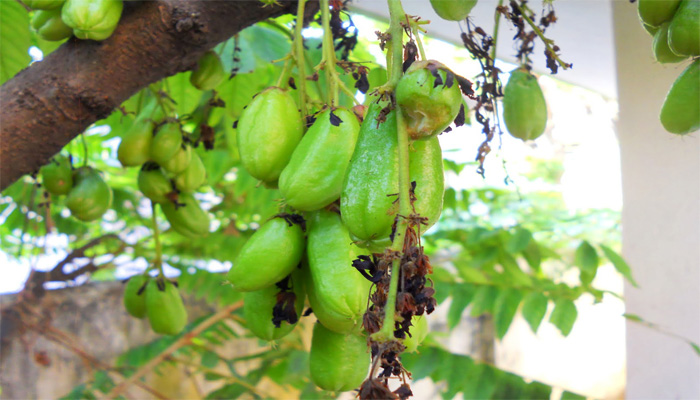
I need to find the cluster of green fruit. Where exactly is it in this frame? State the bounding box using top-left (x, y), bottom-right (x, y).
top-left (40, 155), bottom-right (113, 222)
top-left (123, 275), bottom-right (188, 335)
top-left (638, 0), bottom-right (699, 135)
top-left (220, 59), bottom-right (460, 391)
top-left (25, 0), bottom-right (123, 42)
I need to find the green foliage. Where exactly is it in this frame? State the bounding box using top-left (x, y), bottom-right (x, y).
top-left (0, 1), bottom-right (31, 85)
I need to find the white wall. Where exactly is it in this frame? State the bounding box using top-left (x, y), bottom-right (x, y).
top-left (611, 1), bottom-right (700, 398)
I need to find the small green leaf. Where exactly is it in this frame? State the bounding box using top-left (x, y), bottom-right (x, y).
top-left (600, 244), bottom-right (638, 287)
top-left (447, 284), bottom-right (476, 330)
top-left (493, 288), bottom-right (523, 339)
top-left (622, 313), bottom-right (645, 324)
top-left (689, 342), bottom-right (700, 357)
top-left (522, 240), bottom-right (542, 272)
top-left (561, 390), bottom-right (587, 400)
top-left (506, 227), bottom-right (532, 253)
top-left (461, 363), bottom-right (498, 400)
top-left (443, 188), bottom-right (457, 211)
top-left (469, 286), bottom-right (498, 317)
top-left (200, 350), bottom-right (220, 369)
top-left (0, 1), bottom-right (31, 85)
top-left (549, 299), bottom-right (577, 336)
top-left (521, 291), bottom-right (549, 333)
top-left (575, 240), bottom-right (599, 286)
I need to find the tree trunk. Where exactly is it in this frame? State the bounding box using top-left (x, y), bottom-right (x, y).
top-left (0, 0), bottom-right (313, 190)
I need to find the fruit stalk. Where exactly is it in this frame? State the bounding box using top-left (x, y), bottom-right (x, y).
top-left (293, 0), bottom-right (308, 116)
top-left (385, 0), bottom-right (407, 90)
top-left (511, 1), bottom-right (571, 70)
top-left (320, 0), bottom-right (339, 106)
top-left (151, 202), bottom-right (163, 275)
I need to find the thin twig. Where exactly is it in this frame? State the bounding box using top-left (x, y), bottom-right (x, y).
top-left (105, 301), bottom-right (244, 399)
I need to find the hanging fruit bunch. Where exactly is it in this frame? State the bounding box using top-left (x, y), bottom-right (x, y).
top-left (24, 0), bottom-right (125, 42)
top-left (637, 0), bottom-right (699, 135)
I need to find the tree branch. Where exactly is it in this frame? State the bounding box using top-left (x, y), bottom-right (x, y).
top-left (0, 0), bottom-right (314, 190)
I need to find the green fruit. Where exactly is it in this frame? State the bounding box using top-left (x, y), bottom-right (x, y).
top-left (173, 151), bottom-right (206, 192)
top-left (40, 155), bottom-right (73, 196)
top-left (502, 68), bottom-right (548, 141)
top-left (642, 22), bottom-right (661, 36)
top-left (653, 22), bottom-right (687, 63)
top-left (429, 0), bottom-right (478, 21)
top-left (31, 9), bottom-right (73, 41)
top-left (22, 0), bottom-right (64, 10)
top-left (160, 193), bottom-right (210, 237)
top-left (660, 59), bottom-right (700, 135)
top-left (396, 60), bottom-right (463, 140)
top-left (150, 122), bottom-right (182, 165)
top-left (341, 102), bottom-right (445, 249)
top-left (146, 279), bottom-right (188, 335)
top-left (190, 51), bottom-right (225, 91)
top-left (237, 87), bottom-right (304, 183)
top-left (306, 211), bottom-right (371, 333)
top-left (668, 0), bottom-right (700, 57)
top-left (138, 163), bottom-right (173, 204)
top-left (638, 0), bottom-right (682, 28)
top-left (161, 144), bottom-right (192, 174)
top-left (243, 271), bottom-right (305, 341)
top-left (65, 167), bottom-right (112, 221)
top-left (118, 121), bottom-right (155, 167)
top-left (61, 0), bottom-right (123, 41)
top-left (309, 323), bottom-right (369, 392)
top-left (227, 215), bottom-right (305, 292)
top-left (302, 260), bottom-right (360, 334)
top-left (123, 274), bottom-right (148, 319)
top-left (403, 315), bottom-right (428, 353)
top-left (279, 108), bottom-right (360, 211)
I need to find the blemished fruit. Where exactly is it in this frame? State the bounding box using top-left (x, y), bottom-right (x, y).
top-left (403, 315), bottom-right (429, 353)
top-left (429, 0), bottom-right (478, 21)
top-left (150, 122), bottom-right (183, 165)
top-left (146, 279), bottom-right (188, 335)
top-left (637, 0), bottom-right (682, 28)
top-left (40, 155), bottom-right (73, 196)
top-left (653, 22), bottom-right (687, 63)
top-left (173, 151), bottom-right (206, 193)
top-left (226, 215), bottom-right (305, 292)
top-left (243, 272), bottom-right (305, 341)
top-left (190, 51), bottom-right (225, 91)
top-left (61, 0), bottom-right (123, 41)
top-left (65, 167), bottom-right (112, 221)
top-left (118, 121), bottom-right (154, 167)
top-left (237, 87), bottom-right (304, 184)
top-left (396, 60), bottom-right (463, 140)
top-left (22, 0), bottom-right (65, 10)
top-left (502, 68), bottom-right (548, 141)
top-left (660, 59), bottom-right (700, 135)
top-left (138, 163), bottom-right (173, 204)
top-left (279, 108), bottom-right (360, 211)
top-left (306, 210), bottom-right (371, 333)
top-left (667, 0), bottom-right (700, 57)
top-left (160, 193), bottom-right (211, 238)
top-left (31, 9), bottom-right (73, 41)
top-left (309, 323), bottom-right (369, 392)
top-left (123, 274), bottom-right (149, 319)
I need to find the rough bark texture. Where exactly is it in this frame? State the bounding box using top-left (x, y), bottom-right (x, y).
top-left (0, 0), bottom-right (308, 190)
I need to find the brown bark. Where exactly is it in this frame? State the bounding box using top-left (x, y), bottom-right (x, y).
top-left (0, 0), bottom-right (308, 191)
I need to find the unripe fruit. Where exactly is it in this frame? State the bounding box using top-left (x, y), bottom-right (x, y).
top-left (637, 0), bottom-right (682, 28)
top-left (279, 108), bottom-right (361, 211)
top-left (502, 68), bottom-right (548, 141)
top-left (653, 22), bottom-right (687, 63)
top-left (396, 60), bottom-right (463, 140)
top-left (243, 272), bottom-right (305, 341)
top-left (660, 59), bottom-right (699, 135)
top-left (22, 0), bottom-right (65, 10)
top-left (429, 0), bottom-right (478, 21)
top-left (190, 51), bottom-right (225, 91)
top-left (227, 215), bottom-right (305, 292)
top-left (161, 145), bottom-right (192, 175)
top-left (309, 323), bottom-right (369, 392)
top-left (118, 121), bottom-right (154, 167)
top-left (138, 163), bottom-right (173, 204)
top-left (65, 167), bottom-right (112, 222)
top-left (161, 193), bottom-right (211, 238)
top-left (173, 151), bottom-right (206, 193)
top-left (40, 155), bottom-right (73, 196)
top-left (123, 274), bottom-right (148, 319)
top-left (237, 87), bottom-right (304, 184)
top-left (31, 9), bottom-right (73, 41)
top-left (146, 279), bottom-right (188, 335)
top-left (150, 123), bottom-right (182, 165)
top-left (61, 0), bottom-right (123, 41)
top-left (667, 0), bottom-right (700, 57)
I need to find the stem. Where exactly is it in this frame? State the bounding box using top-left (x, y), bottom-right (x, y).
top-left (372, 105), bottom-right (412, 343)
top-left (80, 133), bottom-right (88, 167)
top-left (320, 0), bottom-right (338, 106)
top-left (383, 0), bottom-right (407, 90)
top-left (490, 0), bottom-right (504, 64)
top-left (413, 28), bottom-right (427, 60)
top-left (293, 0), bottom-right (308, 116)
top-left (275, 57), bottom-right (293, 87)
top-left (151, 202), bottom-right (163, 276)
top-left (105, 301), bottom-right (244, 400)
top-left (511, 1), bottom-right (571, 70)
